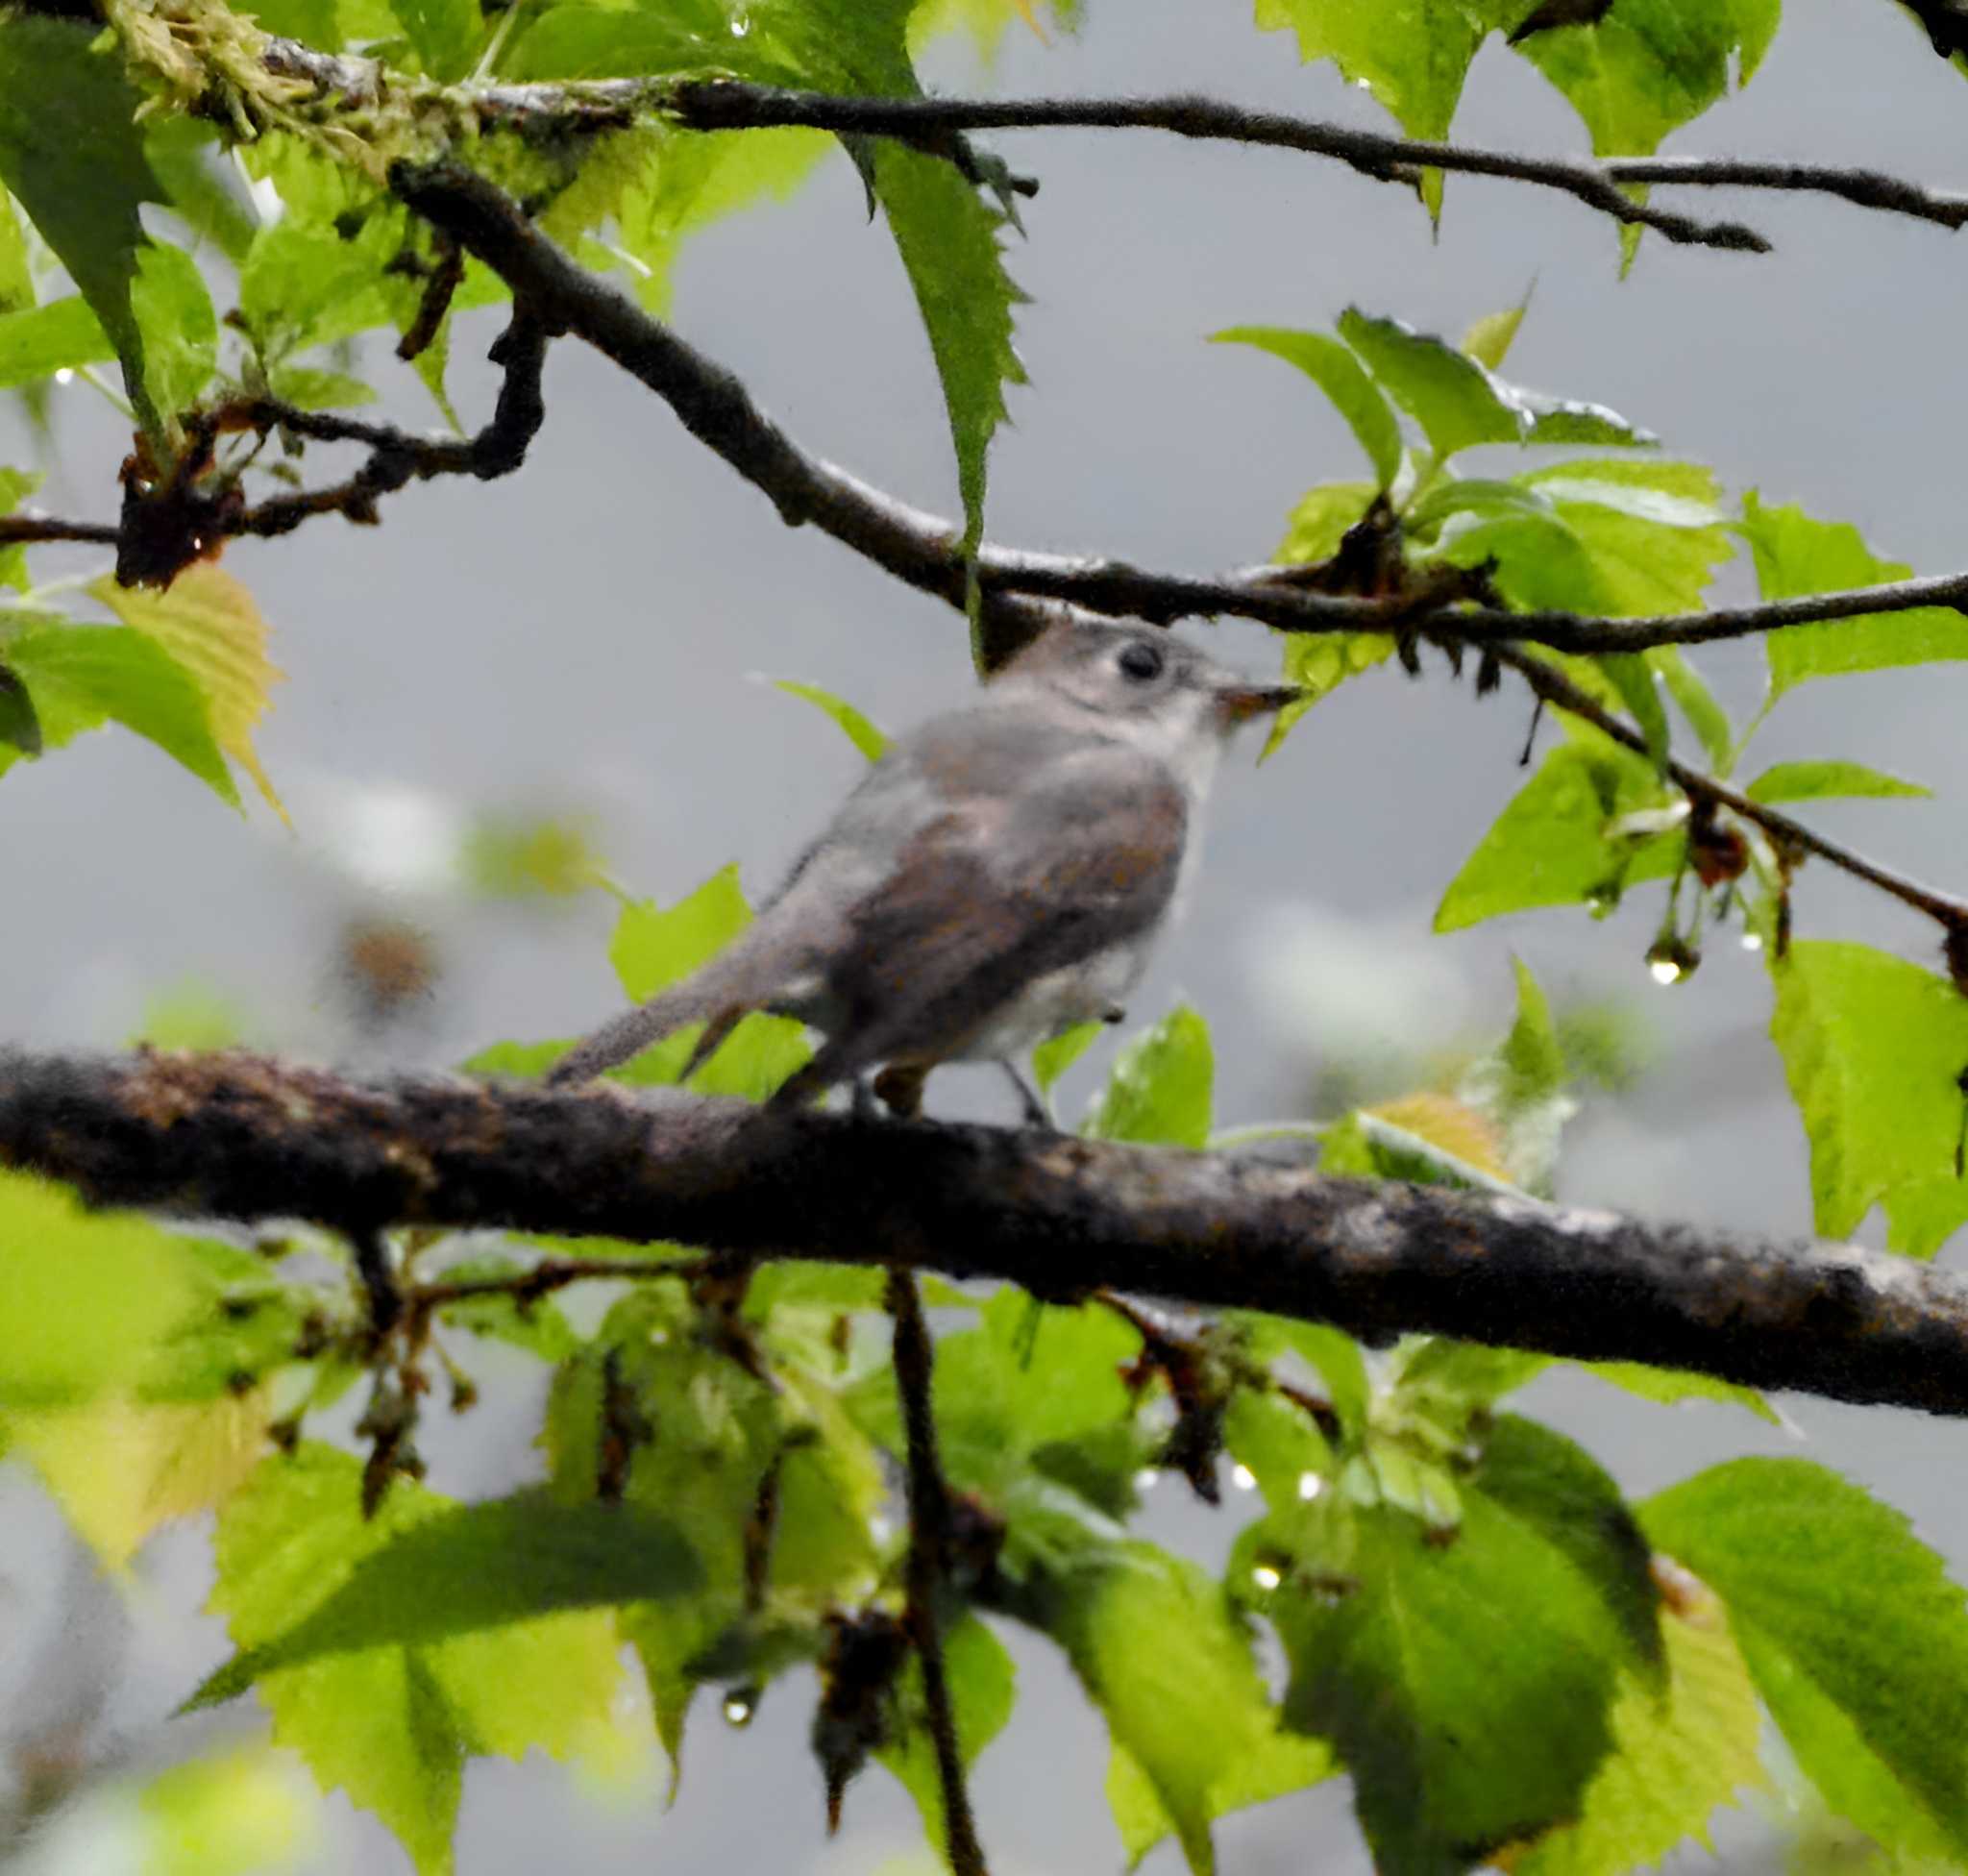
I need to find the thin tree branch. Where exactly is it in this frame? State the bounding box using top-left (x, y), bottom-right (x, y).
top-left (886, 1267), bottom-right (989, 1876)
top-left (256, 33), bottom-right (1968, 247)
top-left (10, 1048), bottom-right (1968, 1419)
top-left (1490, 645), bottom-right (1968, 933)
top-left (386, 162), bottom-right (1968, 665)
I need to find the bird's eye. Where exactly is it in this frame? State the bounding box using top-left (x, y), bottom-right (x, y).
top-left (1118, 641), bottom-right (1164, 682)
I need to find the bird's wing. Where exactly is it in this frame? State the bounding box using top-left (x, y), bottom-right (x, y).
top-left (767, 735), bottom-right (1189, 1103)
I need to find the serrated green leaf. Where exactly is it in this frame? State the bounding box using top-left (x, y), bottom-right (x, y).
top-left (0, 13), bottom-right (169, 438)
top-left (1513, 1594), bottom-right (1768, 1876)
top-left (5, 622), bottom-right (236, 804)
top-left (1582, 1361), bottom-right (1778, 1423)
top-left (1461, 298), bottom-right (1527, 371)
top-left (1254, 0), bottom-right (1485, 214)
top-left (198, 1445), bottom-right (627, 1874)
top-left (1768, 940), bottom-right (1968, 1242)
top-left (1745, 760), bottom-right (1931, 805)
top-left (1517, 391), bottom-right (1657, 448)
top-left (1599, 652), bottom-right (1670, 765)
top-left (393, 0), bottom-right (483, 79)
top-left (1084, 1004), bottom-right (1213, 1148)
top-left (0, 656), bottom-right (37, 752)
top-left (1274, 479), bottom-right (1377, 567)
top-left (144, 117), bottom-right (258, 265)
top-left (1513, 0), bottom-right (1782, 157)
top-left (603, 864), bottom-right (811, 1098)
top-left (1434, 737), bottom-right (1672, 931)
top-left (0, 187), bottom-right (29, 314)
top-left (431, 1256), bottom-right (581, 1361)
top-left (1236, 1315), bottom-right (1371, 1438)
top-left (243, 0), bottom-right (341, 48)
top-left (266, 365), bottom-right (378, 410)
top-left (1273, 1414), bottom-right (1652, 1876)
top-left (130, 240), bottom-right (217, 428)
top-left (86, 566), bottom-right (284, 818)
top-left (1223, 1389), bottom-right (1333, 1515)
top-left (0, 294), bottom-right (113, 388)
top-left (877, 1616), bottom-right (1017, 1853)
top-left (873, 140), bottom-right (1024, 554)
top-left (1038, 1536), bottom-right (1327, 1874)
top-left (775, 678), bottom-right (890, 760)
top-left (1648, 645), bottom-right (1734, 774)
top-left (1339, 308), bottom-right (1520, 460)
top-left (1740, 493), bottom-right (1968, 697)
top-left (1397, 1339), bottom-right (1550, 1410)
top-left (0, 1170), bottom-right (207, 1407)
top-left (1108, 1720), bottom-right (1332, 1874)
top-left (1644, 1457), bottom-right (1968, 1860)
top-left (1213, 326), bottom-right (1403, 488)
top-left (1032, 1019), bottom-right (1103, 1097)
top-left (503, 0), bottom-right (740, 78)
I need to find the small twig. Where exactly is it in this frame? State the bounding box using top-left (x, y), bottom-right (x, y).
top-left (1490, 644), bottom-right (1968, 933)
top-left (885, 1267), bottom-right (989, 1876)
top-left (348, 1223), bottom-right (402, 1337)
top-left (0, 515), bottom-right (122, 550)
top-left (410, 1251), bottom-right (706, 1309)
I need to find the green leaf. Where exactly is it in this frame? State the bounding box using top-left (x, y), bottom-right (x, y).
top-left (1236, 1315), bottom-right (1372, 1439)
top-left (197, 1446), bottom-right (628, 1874)
top-left (130, 240), bottom-right (218, 428)
top-left (192, 1483), bottom-right (697, 1704)
top-left (266, 365), bottom-right (378, 410)
top-left (0, 187), bottom-right (29, 314)
top-left (0, 1171), bottom-right (207, 1407)
top-left (1272, 1415), bottom-right (1654, 1876)
top-left (1598, 652), bottom-right (1669, 766)
top-left (1649, 646), bottom-right (1734, 774)
top-left (1433, 737), bottom-right (1671, 932)
top-left (431, 1257), bottom-right (581, 1362)
top-left (1254, 0), bottom-right (1485, 214)
top-left (873, 140), bottom-right (1025, 553)
top-left (774, 678), bottom-right (890, 760)
top-left (1084, 1004), bottom-right (1213, 1148)
top-left (1274, 479), bottom-right (1377, 567)
top-left (1513, 0), bottom-right (1781, 156)
top-left (1213, 326), bottom-right (1403, 488)
top-left (0, 463), bottom-right (37, 594)
top-left (1454, 955), bottom-right (1576, 1192)
top-left (0, 13), bottom-right (169, 436)
top-left (1222, 1389), bottom-right (1333, 1515)
top-left (144, 117), bottom-right (258, 265)
top-left (1768, 941), bottom-right (1968, 1241)
top-left (0, 294), bottom-right (113, 388)
top-left (1643, 1458), bottom-right (1968, 1860)
top-left (1032, 1020), bottom-right (1103, 1097)
top-left (605, 864), bottom-right (811, 1098)
top-left (1582, 1361), bottom-right (1778, 1424)
top-left (876, 1616), bottom-right (1017, 1854)
top-left (1039, 1537), bottom-right (1328, 1874)
top-left (1739, 492), bottom-right (1968, 699)
top-left (1338, 308), bottom-right (1520, 460)
top-left (393, 0), bottom-right (483, 79)
top-left (1745, 760), bottom-right (1931, 805)
top-left (5, 622), bottom-right (237, 806)
top-left (1513, 1594), bottom-right (1768, 1876)
top-left (0, 657), bottom-right (37, 753)
top-left (1461, 298), bottom-right (1528, 371)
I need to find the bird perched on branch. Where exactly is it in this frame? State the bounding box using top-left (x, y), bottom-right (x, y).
top-left (546, 615), bottom-right (1298, 1120)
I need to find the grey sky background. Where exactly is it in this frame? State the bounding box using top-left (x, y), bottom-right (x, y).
top-left (6, 1), bottom-right (1968, 1869)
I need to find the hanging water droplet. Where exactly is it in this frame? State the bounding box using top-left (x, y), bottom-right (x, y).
top-left (722, 1689), bottom-right (756, 1728)
top-left (1648, 956), bottom-right (1682, 985)
top-left (1133, 1468), bottom-right (1159, 1492)
top-left (1741, 931), bottom-right (1763, 952)
top-left (729, 12), bottom-right (750, 33)
top-left (54, 368), bottom-right (73, 385)
top-left (1231, 1463), bottom-right (1257, 1493)
top-left (1297, 1471), bottom-right (1323, 1501)
top-left (1251, 1564), bottom-right (1283, 1591)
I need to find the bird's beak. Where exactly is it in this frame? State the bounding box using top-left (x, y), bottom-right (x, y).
top-left (1213, 680), bottom-right (1305, 726)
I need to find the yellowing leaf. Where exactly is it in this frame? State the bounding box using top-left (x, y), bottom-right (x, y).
top-left (16, 1389), bottom-right (270, 1567)
top-left (87, 564), bottom-right (287, 821)
top-left (1365, 1092), bottom-right (1509, 1181)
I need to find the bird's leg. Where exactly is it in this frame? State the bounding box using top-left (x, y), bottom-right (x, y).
top-left (999, 1059), bottom-right (1054, 1130)
top-left (873, 1062), bottom-right (929, 1119)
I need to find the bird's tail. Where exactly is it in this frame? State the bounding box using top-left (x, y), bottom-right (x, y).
top-left (544, 953), bottom-right (766, 1089)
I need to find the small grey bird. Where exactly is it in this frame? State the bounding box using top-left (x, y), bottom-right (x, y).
top-left (545, 616), bottom-right (1297, 1117)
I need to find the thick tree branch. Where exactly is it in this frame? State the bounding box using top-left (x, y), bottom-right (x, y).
top-left (8, 1048), bottom-right (1968, 1419)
